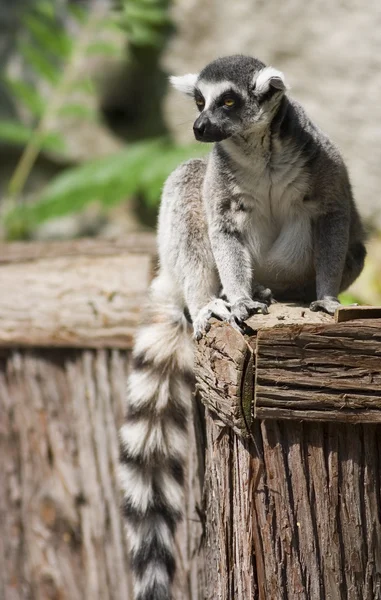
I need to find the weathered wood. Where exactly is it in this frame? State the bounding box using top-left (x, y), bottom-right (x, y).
top-left (202, 414), bottom-right (381, 600)
top-left (0, 251), bottom-right (154, 349)
top-left (255, 318), bottom-right (381, 422)
top-left (194, 320), bottom-right (251, 435)
top-left (0, 235), bottom-right (156, 264)
top-left (195, 305), bottom-right (381, 430)
top-left (0, 348), bottom-right (204, 600)
top-left (336, 305), bottom-right (381, 322)
top-left (203, 409), bottom-right (257, 600)
top-left (197, 302), bottom-right (381, 600)
top-left (0, 237), bottom-right (205, 600)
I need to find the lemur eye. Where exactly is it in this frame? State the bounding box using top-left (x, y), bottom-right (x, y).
top-left (195, 98), bottom-right (205, 110)
top-left (224, 98), bottom-right (235, 107)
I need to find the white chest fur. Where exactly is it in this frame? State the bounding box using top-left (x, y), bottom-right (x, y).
top-left (225, 139), bottom-right (315, 287)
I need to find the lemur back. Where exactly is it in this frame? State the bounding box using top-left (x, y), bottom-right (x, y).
top-left (119, 55), bottom-right (366, 600)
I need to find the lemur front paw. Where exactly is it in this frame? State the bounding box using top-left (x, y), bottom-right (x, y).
top-left (309, 296), bottom-right (341, 315)
top-left (231, 297), bottom-right (269, 323)
top-left (193, 298), bottom-right (232, 341)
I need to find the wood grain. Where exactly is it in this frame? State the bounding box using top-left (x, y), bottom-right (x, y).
top-left (202, 416), bottom-right (381, 600)
top-left (0, 236), bottom-right (205, 600)
top-left (255, 318), bottom-right (381, 422)
top-left (0, 349), bottom-right (204, 600)
top-left (0, 253), bottom-right (153, 349)
top-left (0, 235), bottom-right (156, 265)
top-left (195, 306), bottom-right (381, 429)
top-left (196, 303), bottom-right (381, 599)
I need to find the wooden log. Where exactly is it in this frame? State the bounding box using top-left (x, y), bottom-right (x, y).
top-left (0, 237), bottom-right (205, 600)
top-left (0, 238), bottom-right (157, 349)
top-left (195, 304), bottom-right (381, 430)
top-left (0, 234), bottom-right (157, 264)
top-left (196, 302), bottom-right (381, 600)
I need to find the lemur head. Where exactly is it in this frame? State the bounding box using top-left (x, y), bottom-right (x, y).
top-left (170, 55), bottom-right (288, 143)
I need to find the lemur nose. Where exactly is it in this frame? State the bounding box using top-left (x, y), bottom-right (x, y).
top-left (193, 121), bottom-right (206, 137)
top-left (193, 114), bottom-right (210, 140)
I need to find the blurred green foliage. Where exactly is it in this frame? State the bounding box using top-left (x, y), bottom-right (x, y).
top-left (4, 138), bottom-right (207, 239)
top-left (119, 0), bottom-right (173, 49)
top-left (0, 0), bottom-right (205, 239)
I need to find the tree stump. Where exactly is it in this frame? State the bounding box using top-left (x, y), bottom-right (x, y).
top-left (0, 237), bottom-right (204, 600)
top-left (195, 303), bottom-right (381, 600)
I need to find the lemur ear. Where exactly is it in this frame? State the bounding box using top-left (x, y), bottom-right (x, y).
top-left (253, 67), bottom-right (288, 94)
top-left (169, 73), bottom-right (199, 96)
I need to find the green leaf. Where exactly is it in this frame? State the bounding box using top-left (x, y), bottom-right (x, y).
top-left (127, 22), bottom-right (165, 47)
top-left (3, 78), bottom-right (45, 118)
top-left (4, 139), bottom-right (162, 226)
top-left (67, 3), bottom-right (88, 25)
top-left (67, 77), bottom-right (95, 94)
top-left (0, 120), bottom-right (36, 145)
top-left (34, 0), bottom-right (55, 20)
top-left (57, 103), bottom-right (97, 120)
top-left (85, 40), bottom-right (122, 57)
top-left (23, 14), bottom-right (72, 59)
top-left (0, 121), bottom-right (65, 153)
top-left (124, 4), bottom-right (171, 26)
top-left (36, 131), bottom-right (66, 153)
top-left (3, 139), bottom-right (207, 237)
top-left (141, 143), bottom-right (208, 206)
top-left (338, 292), bottom-right (361, 306)
top-left (18, 41), bottom-right (60, 85)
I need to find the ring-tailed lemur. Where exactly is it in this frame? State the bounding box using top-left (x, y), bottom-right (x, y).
top-left (119, 55), bottom-right (366, 600)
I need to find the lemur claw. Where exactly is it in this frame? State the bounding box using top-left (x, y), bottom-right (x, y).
top-left (193, 298), bottom-right (231, 340)
top-left (310, 296), bottom-right (341, 315)
top-left (231, 298), bottom-right (269, 322)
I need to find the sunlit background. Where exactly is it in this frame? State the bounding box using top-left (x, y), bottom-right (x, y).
top-left (0, 0), bottom-right (379, 304)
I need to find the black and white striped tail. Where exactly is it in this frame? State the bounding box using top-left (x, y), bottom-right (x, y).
top-left (118, 277), bottom-right (194, 600)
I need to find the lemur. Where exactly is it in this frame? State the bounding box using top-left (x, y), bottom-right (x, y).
top-left (118, 55), bottom-right (366, 600)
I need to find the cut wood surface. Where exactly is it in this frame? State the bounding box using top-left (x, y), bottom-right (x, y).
top-left (0, 237), bottom-right (156, 349)
top-left (255, 316), bottom-right (381, 422)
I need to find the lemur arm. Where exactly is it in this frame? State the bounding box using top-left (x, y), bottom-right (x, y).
top-left (310, 210), bottom-right (350, 314)
top-left (209, 228), bottom-right (252, 302)
top-left (208, 203), bottom-right (271, 320)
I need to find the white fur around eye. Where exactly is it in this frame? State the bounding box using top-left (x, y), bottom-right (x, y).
top-left (254, 67), bottom-right (288, 94)
top-left (197, 80), bottom-right (244, 110)
top-left (169, 73), bottom-right (199, 96)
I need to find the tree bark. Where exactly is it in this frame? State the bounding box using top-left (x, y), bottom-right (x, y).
top-left (0, 238), bottom-right (205, 600)
top-left (196, 303), bottom-right (381, 600)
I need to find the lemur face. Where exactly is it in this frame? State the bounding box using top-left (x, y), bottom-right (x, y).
top-left (170, 55), bottom-right (288, 143)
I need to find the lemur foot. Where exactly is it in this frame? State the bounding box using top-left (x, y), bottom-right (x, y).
top-left (310, 296), bottom-right (341, 315)
top-left (231, 297), bottom-right (269, 323)
top-left (252, 284), bottom-right (273, 305)
top-left (193, 298), bottom-right (232, 341)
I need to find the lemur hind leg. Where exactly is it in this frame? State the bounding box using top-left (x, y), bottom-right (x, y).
top-left (340, 241), bottom-right (366, 292)
top-left (159, 159), bottom-right (234, 339)
top-left (173, 218), bottom-right (237, 339)
top-left (310, 240), bottom-right (366, 314)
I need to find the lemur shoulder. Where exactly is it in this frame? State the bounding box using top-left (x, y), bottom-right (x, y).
top-left (119, 55), bottom-right (366, 600)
